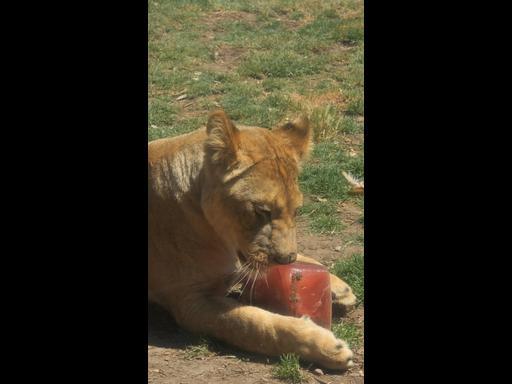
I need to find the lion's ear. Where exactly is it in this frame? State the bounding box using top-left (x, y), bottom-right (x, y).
top-left (205, 110), bottom-right (241, 168)
top-left (272, 115), bottom-right (312, 162)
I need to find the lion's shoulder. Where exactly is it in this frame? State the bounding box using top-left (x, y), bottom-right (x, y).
top-left (148, 128), bottom-right (209, 199)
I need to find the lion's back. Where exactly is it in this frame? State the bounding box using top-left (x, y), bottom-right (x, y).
top-left (148, 128), bottom-right (207, 167)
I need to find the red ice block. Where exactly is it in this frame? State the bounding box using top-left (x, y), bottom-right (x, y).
top-left (240, 262), bottom-right (332, 329)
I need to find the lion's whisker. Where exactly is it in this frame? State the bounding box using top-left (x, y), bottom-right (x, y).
top-left (249, 267), bottom-right (260, 306)
top-left (234, 261), bottom-right (250, 275)
top-left (239, 269), bottom-right (254, 298)
top-left (263, 268), bottom-right (269, 289)
top-left (227, 256), bottom-right (270, 297)
top-left (227, 267), bottom-right (253, 294)
top-left (230, 261), bottom-right (252, 280)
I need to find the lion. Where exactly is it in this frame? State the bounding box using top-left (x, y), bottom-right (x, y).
top-left (148, 110), bottom-right (357, 370)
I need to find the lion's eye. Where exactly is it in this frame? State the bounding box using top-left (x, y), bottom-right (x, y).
top-left (254, 205), bottom-right (272, 222)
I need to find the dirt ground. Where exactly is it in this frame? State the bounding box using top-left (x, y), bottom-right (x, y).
top-left (148, 203), bottom-right (364, 384)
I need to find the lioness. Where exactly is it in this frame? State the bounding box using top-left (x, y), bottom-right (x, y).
top-left (148, 110), bottom-right (357, 370)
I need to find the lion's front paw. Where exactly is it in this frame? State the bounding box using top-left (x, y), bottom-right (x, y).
top-left (331, 275), bottom-right (357, 312)
top-left (312, 330), bottom-right (354, 370)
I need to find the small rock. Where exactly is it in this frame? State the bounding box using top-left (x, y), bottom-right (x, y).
top-left (313, 368), bottom-right (324, 376)
top-left (334, 246), bottom-right (342, 252)
top-left (359, 370), bottom-right (364, 376)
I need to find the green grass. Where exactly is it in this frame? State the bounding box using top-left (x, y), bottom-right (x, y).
top-left (331, 253), bottom-right (364, 350)
top-left (219, 82), bottom-right (299, 128)
top-left (298, 10), bottom-right (346, 41)
top-left (149, 0), bottom-right (363, 132)
top-left (239, 51), bottom-right (326, 79)
top-left (331, 253), bottom-right (364, 304)
top-left (186, 71), bottom-right (231, 98)
top-left (299, 142), bottom-right (364, 234)
top-left (148, 96), bottom-right (178, 127)
top-left (299, 201), bottom-right (344, 234)
top-left (271, 354), bottom-right (305, 383)
top-left (300, 142), bottom-right (363, 201)
top-left (183, 337), bottom-right (215, 360)
top-left (148, 116), bottom-right (204, 142)
top-left (332, 321), bottom-right (362, 349)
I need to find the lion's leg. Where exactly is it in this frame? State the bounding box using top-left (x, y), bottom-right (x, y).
top-left (296, 254), bottom-right (357, 309)
top-left (172, 294), bottom-right (354, 370)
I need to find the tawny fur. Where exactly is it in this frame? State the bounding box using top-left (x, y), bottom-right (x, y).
top-left (148, 110), bottom-right (357, 370)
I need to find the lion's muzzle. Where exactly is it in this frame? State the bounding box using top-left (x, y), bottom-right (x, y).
top-left (274, 252), bottom-right (297, 264)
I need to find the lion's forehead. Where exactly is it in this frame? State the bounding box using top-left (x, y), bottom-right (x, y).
top-left (239, 125), bottom-right (297, 160)
top-left (228, 158), bottom-right (302, 211)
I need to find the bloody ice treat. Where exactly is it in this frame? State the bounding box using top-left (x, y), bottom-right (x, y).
top-left (240, 262), bottom-right (332, 329)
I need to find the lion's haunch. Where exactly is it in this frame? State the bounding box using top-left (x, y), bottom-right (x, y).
top-left (240, 262), bottom-right (332, 329)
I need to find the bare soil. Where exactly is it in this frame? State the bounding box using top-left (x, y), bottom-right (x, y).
top-left (148, 203), bottom-right (364, 384)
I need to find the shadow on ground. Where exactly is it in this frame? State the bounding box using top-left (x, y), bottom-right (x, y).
top-left (148, 301), bottom-right (191, 349)
top-left (148, 301), bottom-right (277, 365)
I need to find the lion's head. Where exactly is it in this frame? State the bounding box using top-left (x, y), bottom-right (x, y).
top-left (201, 110), bottom-right (312, 269)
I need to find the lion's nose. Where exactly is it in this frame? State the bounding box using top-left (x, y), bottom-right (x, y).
top-left (274, 252), bottom-right (297, 264)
